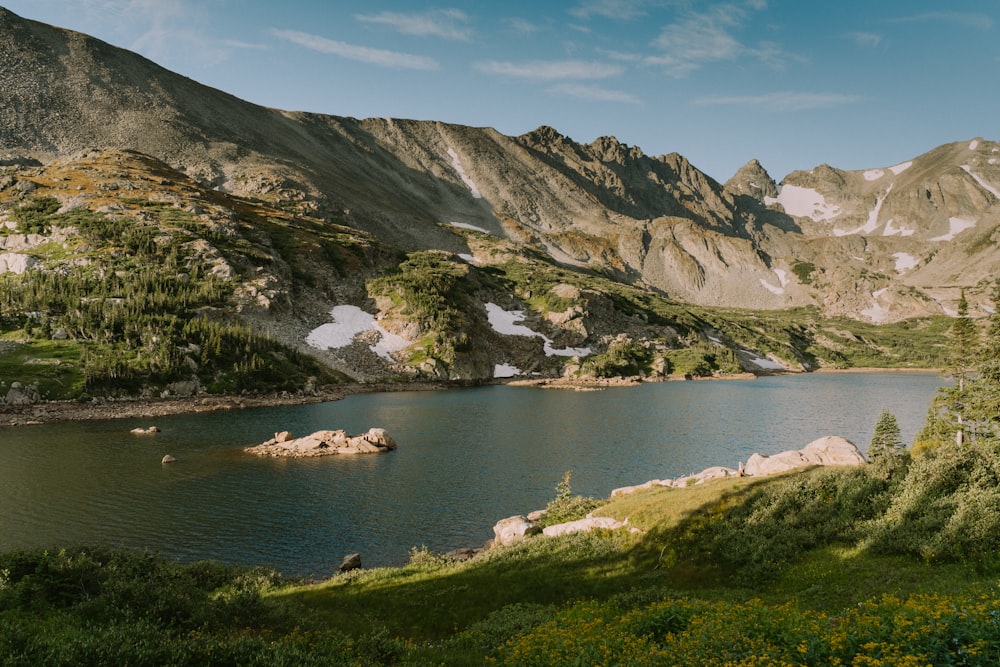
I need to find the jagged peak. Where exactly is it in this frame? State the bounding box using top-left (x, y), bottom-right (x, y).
top-left (725, 159), bottom-right (778, 200)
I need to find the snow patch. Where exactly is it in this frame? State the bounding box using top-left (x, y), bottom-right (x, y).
top-left (930, 217), bottom-right (977, 242)
top-left (970, 139), bottom-right (980, 151)
top-left (447, 148), bottom-right (482, 199)
top-left (493, 363), bottom-right (522, 378)
top-left (759, 269), bottom-right (788, 295)
top-left (889, 161), bottom-right (913, 175)
top-left (765, 185), bottom-right (841, 222)
top-left (863, 169), bottom-right (885, 181)
top-left (485, 303), bottom-right (591, 357)
top-left (449, 221), bottom-right (492, 234)
top-left (745, 353), bottom-right (786, 370)
top-left (893, 252), bottom-right (919, 273)
top-left (860, 289), bottom-right (891, 323)
top-left (759, 278), bottom-right (783, 295)
top-left (834, 184), bottom-right (891, 236)
top-left (306, 305), bottom-right (411, 361)
top-left (882, 218), bottom-right (915, 237)
top-left (457, 253), bottom-right (481, 264)
top-left (960, 165), bottom-right (1000, 199)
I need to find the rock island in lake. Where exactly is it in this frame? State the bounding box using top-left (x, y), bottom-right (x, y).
top-left (245, 428), bottom-right (397, 458)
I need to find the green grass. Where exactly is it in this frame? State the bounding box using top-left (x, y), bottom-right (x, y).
top-left (7, 446), bottom-right (1000, 664)
top-left (0, 340), bottom-right (85, 399)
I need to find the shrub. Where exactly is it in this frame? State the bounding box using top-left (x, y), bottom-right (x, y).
top-left (537, 471), bottom-right (604, 527)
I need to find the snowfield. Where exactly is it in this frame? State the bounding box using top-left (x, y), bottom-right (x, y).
top-left (960, 165), bottom-right (1000, 199)
top-left (861, 289), bottom-right (891, 323)
top-left (893, 252), bottom-right (919, 273)
top-left (930, 217), bottom-right (977, 242)
top-left (493, 363), bottom-right (522, 378)
top-left (765, 185), bottom-right (842, 222)
top-left (889, 161), bottom-right (913, 175)
top-left (306, 305), bottom-right (411, 361)
top-left (447, 148), bottom-right (482, 199)
top-left (485, 303), bottom-right (592, 357)
top-left (449, 221), bottom-right (492, 234)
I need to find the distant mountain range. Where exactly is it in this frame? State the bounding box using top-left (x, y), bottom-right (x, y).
top-left (0, 6), bottom-right (991, 389)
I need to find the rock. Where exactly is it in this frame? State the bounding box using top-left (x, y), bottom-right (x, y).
top-left (4, 382), bottom-right (40, 405)
top-left (130, 426), bottom-right (160, 435)
top-left (444, 547), bottom-right (480, 561)
top-left (743, 436), bottom-right (866, 477)
top-left (492, 515), bottom-right (541, 546)
top-left (526, 509), bottom-right (548, 522)
top-left (161, 455), bottom-right (176, 464)
top-left (542, 516), bottom-right (627, 538)
top-left (338, 553), bottom-right (362, 572)
top-left (245, 428), bottom-right (397, 457)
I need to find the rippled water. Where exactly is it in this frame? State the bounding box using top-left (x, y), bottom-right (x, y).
top-left (0, 373), bottom-right (941, 576)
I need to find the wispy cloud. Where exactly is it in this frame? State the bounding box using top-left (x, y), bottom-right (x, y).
top-left (474, 59), bottom-right (623, 81)
top-left (548, 83), bottom-right (641, 104)
top-left (504, 18), bottom-right (541, 35)
top-left (693, 91), bottom-right (861, 111)
top-left (570, 0), bottom-right (650, 20)
top-left (272, 29), bottom-right (439, 70)
top-left (647, 3), bottom-right (794, 76)
top-left (355, 9), bottom-right (474, 42)
top-left (224, 39), bottom-right (268, 50)
top-left (846, 32), bottom-right (882, 48)
top-left (889, 12), bottom-right (993, 30)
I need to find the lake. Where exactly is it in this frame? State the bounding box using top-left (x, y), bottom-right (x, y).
top-left (0, 372), bottom-right (942, 577)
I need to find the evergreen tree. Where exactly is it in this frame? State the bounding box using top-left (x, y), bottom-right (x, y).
top-left (915, 289), bottom-right (979, 450)
top-left (967, 280), bottom-right (1000, 441)
top-left (868, 409), bottom-right (903, 461)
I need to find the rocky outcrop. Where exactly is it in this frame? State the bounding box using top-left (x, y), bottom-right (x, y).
top-left (3, 381), bottom-right (40, 405)
top-left (611, 435), bottom-right (866, 496)
top-left (541, 516), bottom-right (628, 538)
top-left (743, 435), bottom-right (866, 476)
top-left (245, 428), bottom-right (397, 458)
top-left (492, 515), bottom-right (541, 546)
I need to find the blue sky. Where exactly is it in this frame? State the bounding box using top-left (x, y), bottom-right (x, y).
top-left (4, 1), bottom-right (998, 181)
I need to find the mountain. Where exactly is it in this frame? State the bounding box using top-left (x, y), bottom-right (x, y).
top-left (0, 7), bottom-right (987, 394)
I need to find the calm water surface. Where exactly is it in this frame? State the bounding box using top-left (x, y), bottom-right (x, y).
top-left (0, 373), bottom-right (941, 576)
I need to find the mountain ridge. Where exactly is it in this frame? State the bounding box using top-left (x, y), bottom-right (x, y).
top-left (0, 6), bottom-right (989, 392)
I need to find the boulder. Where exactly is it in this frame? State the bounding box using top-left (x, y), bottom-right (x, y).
top-left (131, 426), bottom-right (160, 435)
top-left (338, 553), bottom-right (362, 572)
top-left (541, 516), bottom-right (627, 538)
top-left (4, 382), bottom-right (40, 405)
top-left (245, 428), bottom-right (397, 458)
top-left (161, 454), bottom-right (176, 464)
top-left (492, 515), bottom-right (541, 546)
top-left (743, 436), bottom-right (865, 477)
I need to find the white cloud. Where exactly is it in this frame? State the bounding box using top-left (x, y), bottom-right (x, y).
top-left (504, 18), bottom-right (540, 35)
top-left (475, 59), bottom-right (623, 81)
top-left (846, 31), bottom-right (882, 48)
top-left (548, 83), bottom-right (641, 104)
top-left (693, 91), bottom-right (861, 111)
top-left (889, 12), bottom-right (993, 30)
top-left (646, 3), bottom-right (794, 75)
top-left (272, 29), bottom-right (439, 70)
top-left (570, 0), bottom-right (650, 20)
top-left (355, 9), bottom-right (474, 42)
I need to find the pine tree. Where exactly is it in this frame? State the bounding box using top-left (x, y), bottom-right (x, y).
top-left (967, 280), bottom-right (1000, 441)
top-left (915, 289), bottom-right (979, 450)
top-left (868, 409), bottom-right (903, 461)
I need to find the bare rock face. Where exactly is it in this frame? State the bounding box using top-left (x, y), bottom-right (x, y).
top-left (245, 428), bottom-right (397, 457)
top-left (743, 435), bottom-right (866, 476)
top-left (725, 159), bottom-right (778, 201)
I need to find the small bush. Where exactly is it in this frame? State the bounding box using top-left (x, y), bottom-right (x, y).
top-left (537, 471), bottom-right (604, 527)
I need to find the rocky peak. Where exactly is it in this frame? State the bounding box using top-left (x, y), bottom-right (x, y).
top-left (725, 159), bottom-right (778, 201)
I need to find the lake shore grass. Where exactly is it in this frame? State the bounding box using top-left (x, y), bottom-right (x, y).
top-left (6, 456), bottom-right (999, 665)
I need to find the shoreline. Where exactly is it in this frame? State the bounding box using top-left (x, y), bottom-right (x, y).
top-left (1, 367), bottom-right (940, 427)
top-left (0, 381), bottom-right (461, 427)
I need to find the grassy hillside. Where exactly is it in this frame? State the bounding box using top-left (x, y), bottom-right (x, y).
top-left (5, 441), bottom-right (1000, 665)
